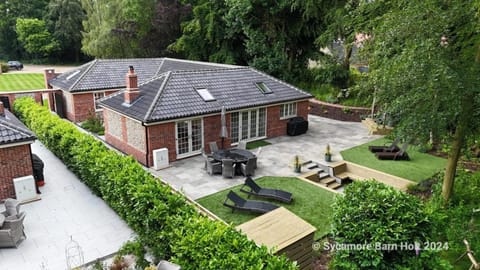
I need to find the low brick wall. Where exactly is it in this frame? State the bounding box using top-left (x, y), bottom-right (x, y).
top-left (309, 98), bottom-right (371, 122)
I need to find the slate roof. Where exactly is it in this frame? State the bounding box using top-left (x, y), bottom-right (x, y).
top-left (49, 58), bottom-right (240, 92)
top-left (99, 67), bottom-right (313, 123)
top-left (0, 110), bottom-right (36, 145)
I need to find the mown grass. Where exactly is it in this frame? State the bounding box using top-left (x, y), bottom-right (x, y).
top-left (246, 140), bottom-right (271, 150)
top-left (196, 176), bottom-right (336, 239)
top-left (0, 73), bottom-right (44, 91)
top-left (341, 138), bottom-right (447, 182)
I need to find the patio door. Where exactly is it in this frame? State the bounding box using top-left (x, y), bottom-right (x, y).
top-left (176, 118), bottom-right (203, 157)
top-left (230, 107), bottom-right (267, 144)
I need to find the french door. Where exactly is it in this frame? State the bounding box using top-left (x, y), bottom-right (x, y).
top-left (230, 108), bottom-right (266, 144)
top-left (176, 118), bottom-right (203, 157)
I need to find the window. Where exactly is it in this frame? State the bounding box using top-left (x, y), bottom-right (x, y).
top-left (94, 92), bottom-right (106, 110)
top-left (280, 102), bottom-right (297, 119)
top-left (231, 108), bottom-right (267, 143)
top-left (255, 82), bottom-right (273, 94)
top-left (195, 88), bottom-right (216, 101)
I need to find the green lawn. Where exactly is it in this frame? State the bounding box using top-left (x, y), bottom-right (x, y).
top-left (0, 73), bottom-right (44, 91)
top-left (341, 138), bottom-right (447, 182)
top-left (196, 176), bottom-right (336, 239)
top-left (246, 140), bottom-right (271, 150)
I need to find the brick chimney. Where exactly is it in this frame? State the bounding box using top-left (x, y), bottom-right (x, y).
top-left (124, 66), bottom-right (140, 104)
top-left (44, 68), bottom-right (56, 89)
top-left (0, 101), bottom-right (4, 117)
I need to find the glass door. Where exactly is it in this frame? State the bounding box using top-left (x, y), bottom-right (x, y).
top-left (176, 118), bottom-right (203, 157)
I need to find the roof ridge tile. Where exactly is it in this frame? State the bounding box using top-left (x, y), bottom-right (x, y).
top-left (144, 72), bottom-right (171, 122)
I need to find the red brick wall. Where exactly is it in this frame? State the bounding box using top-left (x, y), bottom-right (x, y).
top-left (309, 99), bottom-right (371, 122)
top-left (0, 92), bottom-right (44, 112)
top-left (146, 122), bottom-right (176, 166)
top-left (0, 144), bottom-right (33, 200)
top-left (68, 90), bottom-right (120, 122)
top-left (266, 100), bottom-right (310, 137)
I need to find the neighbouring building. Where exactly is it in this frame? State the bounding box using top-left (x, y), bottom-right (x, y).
top-left (99, 65), bottom-right (312, 166)
top-left (0, 102), bottom-right (37, 200)
top-left (45, 58), bottom-right (239, 122)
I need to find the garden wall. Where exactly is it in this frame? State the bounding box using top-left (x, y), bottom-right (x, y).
top-left (309, 98), bottom-right (371, 122)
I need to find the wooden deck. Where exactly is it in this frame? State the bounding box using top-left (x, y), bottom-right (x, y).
top-left (237, 207), bottom-right (316, 269)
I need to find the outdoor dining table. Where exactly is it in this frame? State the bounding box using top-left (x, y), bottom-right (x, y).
top-left (212, 148), bottom-right (255, 164)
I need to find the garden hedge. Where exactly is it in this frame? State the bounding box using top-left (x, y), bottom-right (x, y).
top-left (14, 97), bottom-right (296, 270)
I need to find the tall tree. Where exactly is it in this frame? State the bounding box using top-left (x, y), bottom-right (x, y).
top-left (15, 18), bottom-right (60, 59)
top-left (224, 0), bottom-right (327, 81)
top-left (0, 0), bottom-right (49, 59)
top-left (169, 0), bottom-right (242, 64)
top-left (367, 0), bottom-right (480, 202)
top-left (45, 0), bottom-right (86, 62)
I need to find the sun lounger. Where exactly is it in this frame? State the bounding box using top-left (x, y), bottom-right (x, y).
top-left (223, 191), bottom-right (279, 214)
top-left (369, 138), bottom-right (401, 153)
top-left (240, 177), bottom-right (293, 203)
top-left (375, 143), bottom-right (410, 160)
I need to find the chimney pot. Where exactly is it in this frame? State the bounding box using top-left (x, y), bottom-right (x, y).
top-left (125, 66), bottom-right (139, 104)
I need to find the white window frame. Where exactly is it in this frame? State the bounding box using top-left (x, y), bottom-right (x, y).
top-left (93, 92), bottom-right (106, 111)
top-left (280, 102), bottom-right (297, 119)
top-left (175, 118), bottom-right (204, 159)
top-left (230, 107), bottom-right (267, 144)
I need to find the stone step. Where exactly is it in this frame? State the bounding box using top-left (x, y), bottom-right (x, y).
top-left (320, 177), bottom-right (336, 185)
top-left (318, 172), bottom-right (330, 179)
top-left (329, 182), bottom-right (342, 189)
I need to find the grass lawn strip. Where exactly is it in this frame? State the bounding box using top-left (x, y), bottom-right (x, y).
top-left (341, 138), bottom-right (446, 182)
top-left (0, 73), bottom-right (44, 91)
top-left (196, 176), bottom-right (336, 239)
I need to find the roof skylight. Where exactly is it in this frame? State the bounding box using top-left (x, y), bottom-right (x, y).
top-left (255, 82), bottom-right (273, 94)
top-left (66, 70), bottom-right (81, 81)
top-left (196, 88), bottom-right (216, 101)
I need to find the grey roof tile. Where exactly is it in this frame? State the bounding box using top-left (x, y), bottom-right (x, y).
top-left (100, 67), bottom-right (313, 123)
top-left (0, 110), bottom-right (36, 145)
top-left (49, 58), bottom-right (239, 92)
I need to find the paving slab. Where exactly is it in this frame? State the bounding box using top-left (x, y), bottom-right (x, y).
top-left (0, 141), bottom-right (134, 270)
top-left (150, 115), bottom-right (381, 200)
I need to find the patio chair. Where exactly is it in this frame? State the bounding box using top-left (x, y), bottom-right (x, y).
top-left (237, 140), bottom-right (247, 150)
top-left (209, 141), bottom-right (219, 154)
top-left (206, 158), bottom-right (222, 175)
top-left (240, 177), bottom-right (293, 203)
top-left (201, 147), bottom-right (213, 170)
top-left (240, 157), bottom-right (256, 177)
top-left (252, 147), bottom-right (262, 168)
top-left (0, 211), bottom-right (26, 248)
top-left (222, 159), bottom-right (236, 178)
top-left (223, 191), bottom-right (279, 214)
top-left (1, 198), bottom-right (21, 218)
top-left (375, 143), bottom-right (410, 160)
top-left (369, 138), bottom-right (401, 153)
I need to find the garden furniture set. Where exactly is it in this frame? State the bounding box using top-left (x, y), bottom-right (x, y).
top-left (369, 139), bottom-right (410, 160)
top-left (204, 141), bottom-right (258, 178)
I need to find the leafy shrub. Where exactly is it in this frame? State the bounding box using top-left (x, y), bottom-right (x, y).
top-left (80, 112), bottom-right (104, 135)
top-left (428, 171), bottom-right (480, 267)
top-left (14, 97), bottom-right (296, 270)
top-left (1, 63), bottom-right (8, 73)
top-left (331, 180), bottom-right (451, 269)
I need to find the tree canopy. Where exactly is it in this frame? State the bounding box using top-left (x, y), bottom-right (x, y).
top-left (366, 0), bottom-right (480, 202)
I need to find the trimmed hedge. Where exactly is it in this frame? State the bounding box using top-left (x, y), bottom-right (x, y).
top-left (14, 97), bottom-right (296, 270)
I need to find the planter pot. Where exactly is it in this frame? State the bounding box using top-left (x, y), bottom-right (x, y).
top-left (294, 165), bottom-right (301, 173)
top-left (325, 154), bottom-right (332, 162)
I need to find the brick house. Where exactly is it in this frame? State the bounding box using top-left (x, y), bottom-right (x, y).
top-left (46, 58), bottom-right (238, 122)
top-left (99, 65), bottom-right (312, 166)
top-left (0, 102), bottom-right (36, 200)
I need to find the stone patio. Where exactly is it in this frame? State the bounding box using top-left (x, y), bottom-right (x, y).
top-left (150, 115), bottom-right (381, 200)
top-left (0, 141), bottom-right (134, 270)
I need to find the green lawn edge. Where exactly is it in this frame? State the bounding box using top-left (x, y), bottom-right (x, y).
top-left (196, 176), bottom-right (336, 239)
top-left (0, 73), bottom-right (44, 91)
top-left (341, 138), bottom-right (447, 182)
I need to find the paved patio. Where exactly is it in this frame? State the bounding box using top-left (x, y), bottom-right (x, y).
top-left (0, 141), bottom-right (134, 270)
top-left (150, 115), bottom-right (381, 200)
